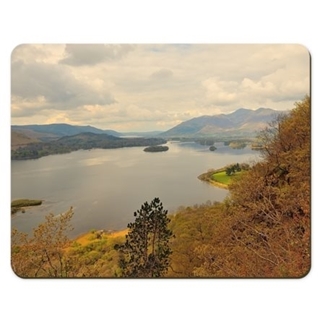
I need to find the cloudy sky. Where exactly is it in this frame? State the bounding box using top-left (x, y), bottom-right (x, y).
top-left (11, 44), bottom-right (310, 132)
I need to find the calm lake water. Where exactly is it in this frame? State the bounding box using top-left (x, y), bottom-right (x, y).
top-left (11, 141), bottom-right (260, 237)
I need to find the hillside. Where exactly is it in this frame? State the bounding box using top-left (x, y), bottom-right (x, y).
top-left (161, 107), bottom-right (286, 138)
top-left (11, 132), bottom-right (167, 160)
top-left (11, 130), bottom-right (40, 150)
top-left (166, 97), bottom-right (311, 277)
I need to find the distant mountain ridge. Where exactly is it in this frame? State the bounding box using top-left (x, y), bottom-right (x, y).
top-left (11, 107), bottom-right (287, 144)
top-left (11, 123), bottom-right (121, 141)
top-left (161, 107), bottom-right (287, 137)
top-left (11, 124), bottom-right (164, 143)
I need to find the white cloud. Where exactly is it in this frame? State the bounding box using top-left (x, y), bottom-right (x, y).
top-left (11, 58), bottom-right (116, 113)
top-left (11, 44), bottom-right (310, 131)
top-left (60, 44), bottom-right (135, 66)
top-left (150, 68), bottom-right (173, 80)
top-left (202, 77), bottom-right (238, 105)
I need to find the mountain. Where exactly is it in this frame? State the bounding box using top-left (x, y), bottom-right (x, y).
top-left (11, 123), bottom-right (121, 141)
top-left (161, 108), bottom-right (286, 138)
top-left (11, 124), bottom-right (164, 142)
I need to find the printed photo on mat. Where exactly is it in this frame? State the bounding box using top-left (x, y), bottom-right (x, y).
top-left (11, 44), bottom-right (310, 278)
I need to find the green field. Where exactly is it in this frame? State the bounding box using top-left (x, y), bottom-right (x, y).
top-left (211, 171), bottom-right (243, 185)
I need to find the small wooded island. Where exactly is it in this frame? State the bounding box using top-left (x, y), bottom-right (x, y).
top-left (11, 198), bottom-right (42, 214)
top-left (143, 145), bottom-right (169, 152)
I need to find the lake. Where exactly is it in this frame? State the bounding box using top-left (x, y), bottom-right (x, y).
top-left (11, 141), bottom-right (260, 237)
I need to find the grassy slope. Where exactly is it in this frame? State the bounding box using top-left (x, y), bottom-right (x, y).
top-left (211, 170), bottom-right (243, 185)
top-left (72, 229), bottom-right (128, 247)
top-left (198, 168), bottom-right (244, 189)
top-left (64, 229), bottom-right (128, 277)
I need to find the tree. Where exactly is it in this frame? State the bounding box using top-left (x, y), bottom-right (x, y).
top-left (115, 198), bottom-right (173, 277)
top-left (235, 163), bottom-right (241, 172)
top-left (224, 96), bottom-right (311, 277)
top-left (11, 207), bottom-right (76, 277)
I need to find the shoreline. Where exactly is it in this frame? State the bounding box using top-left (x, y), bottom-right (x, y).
top-left (197, 169), bottom-right (229, 190)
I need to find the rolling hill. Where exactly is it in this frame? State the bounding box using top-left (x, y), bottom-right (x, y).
top-left (11, 132), bottom-right (167, 160)
top-left (11, 123), bottom-right (122, 141)
top-left (11, 130), bottom-right (40, 150)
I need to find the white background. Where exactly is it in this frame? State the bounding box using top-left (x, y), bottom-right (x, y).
top-left (1, 1), bottom-right (318, 319)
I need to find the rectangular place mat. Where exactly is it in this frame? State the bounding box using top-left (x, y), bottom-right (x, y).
top-left (11, 44), bottom-right (311, 278)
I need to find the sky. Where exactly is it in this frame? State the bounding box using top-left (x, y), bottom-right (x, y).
top-left (11, 44), bottom-right (310, 132)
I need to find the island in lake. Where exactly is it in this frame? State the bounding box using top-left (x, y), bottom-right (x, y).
top-left (143, 145), bottom-right (169, 152)
top-left (11, 198), bottom-right (42, 214)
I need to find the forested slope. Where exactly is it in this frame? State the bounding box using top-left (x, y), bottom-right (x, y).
top-left (11, 132), bottom-right (167, 160)
top-left (168, 96), bottom-right (311, 277)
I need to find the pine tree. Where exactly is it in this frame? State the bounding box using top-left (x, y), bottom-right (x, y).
top-left (115, 198), bottom-right (173, 277)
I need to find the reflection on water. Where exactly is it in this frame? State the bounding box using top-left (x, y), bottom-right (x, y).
top-left (11, 141), bottom-right (259, 237)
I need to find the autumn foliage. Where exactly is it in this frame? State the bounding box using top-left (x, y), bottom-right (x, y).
top-left (168, 96), bottom-right (311, 277)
